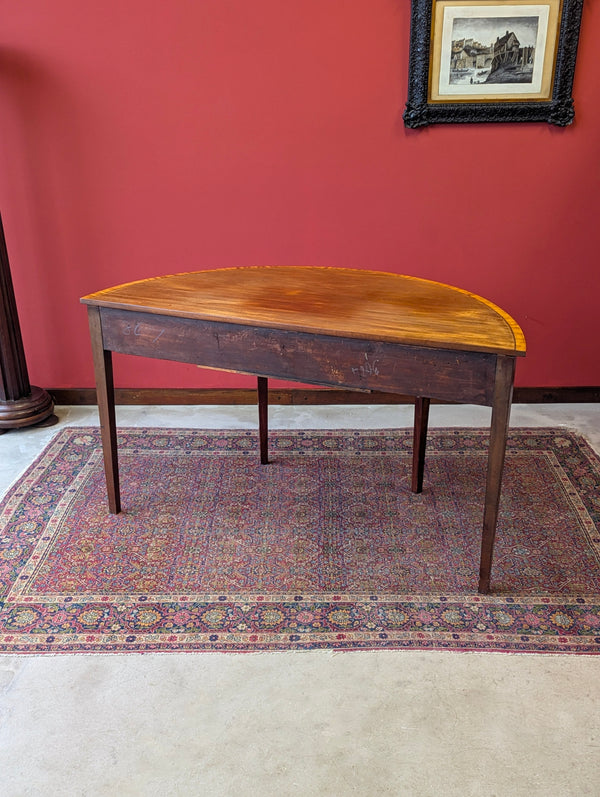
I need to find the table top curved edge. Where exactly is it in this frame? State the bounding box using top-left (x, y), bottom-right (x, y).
top-left (81, 266), bottom-right (526, 357)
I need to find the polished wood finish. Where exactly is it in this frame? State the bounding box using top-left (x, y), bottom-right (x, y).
top-left (0, 213), bottom-right (56, 431)
top-left (82, 266), bottom-right (526, 356)
top-left (82, 266), bottom-right (525, 593)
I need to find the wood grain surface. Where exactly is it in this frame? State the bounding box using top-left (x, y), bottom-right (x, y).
top-left (82, 266), bottom-right (526, 356)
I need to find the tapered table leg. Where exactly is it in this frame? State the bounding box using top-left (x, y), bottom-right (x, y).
top-left (411, 396), bottom-right (430, 493)
top-left (87, 306), bottom-right (121, 514)
top-left (478, 355), bottom-right (516, 594)
top-left (257, 376), bottom-right (269, 465)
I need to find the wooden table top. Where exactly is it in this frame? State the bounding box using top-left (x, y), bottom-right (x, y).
top-left (82, 266), bottom-right (526, 356)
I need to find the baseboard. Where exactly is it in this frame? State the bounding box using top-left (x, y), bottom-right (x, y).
top-left (48, 386), bottom-right (600, 406)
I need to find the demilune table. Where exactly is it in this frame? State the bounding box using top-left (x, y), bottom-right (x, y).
top-left (81, 266), bottom-right (526, 594)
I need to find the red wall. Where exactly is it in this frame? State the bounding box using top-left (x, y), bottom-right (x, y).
top-left (1, 0), bottom-right (598, 391)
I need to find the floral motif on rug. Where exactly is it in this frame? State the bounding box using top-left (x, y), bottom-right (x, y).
top-left (1, 427), bottom-right (600, 654)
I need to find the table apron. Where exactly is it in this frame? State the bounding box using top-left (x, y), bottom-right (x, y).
top-left (98, 307), bottom-right (498, 405)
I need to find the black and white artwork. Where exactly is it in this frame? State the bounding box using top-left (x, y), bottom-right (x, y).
top-left (402, 0), bottom-right (584, 127)
top-left (436, 6), bottom-right (549, 97)
top-left (449, 17), bottom-right (539, 86)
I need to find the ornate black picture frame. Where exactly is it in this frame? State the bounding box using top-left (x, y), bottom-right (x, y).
top-left (403, 0), bottom-right (584, 127)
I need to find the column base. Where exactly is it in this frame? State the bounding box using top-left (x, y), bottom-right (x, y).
top-left (0, 386), bottom-right (57, 431)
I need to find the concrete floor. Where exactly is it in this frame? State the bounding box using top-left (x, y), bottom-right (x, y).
top-left (1, 403), bottom-right (599, 797)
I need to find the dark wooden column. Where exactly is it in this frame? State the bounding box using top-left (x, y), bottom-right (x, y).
top-left (0, 212), bottom-right (56, 431)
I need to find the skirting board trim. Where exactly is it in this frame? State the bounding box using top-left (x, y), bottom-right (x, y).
top-left (48, 386), bottom-right (600, 406)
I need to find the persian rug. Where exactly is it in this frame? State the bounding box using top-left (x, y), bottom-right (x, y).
top-left (1, 427), bottom-right (599, 655)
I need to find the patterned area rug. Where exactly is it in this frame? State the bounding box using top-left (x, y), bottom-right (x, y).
top-left (1, 427), bottom-right (599, 654)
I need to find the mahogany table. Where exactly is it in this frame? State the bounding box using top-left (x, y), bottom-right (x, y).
top-left (81, 266), bottom-right (526, 594)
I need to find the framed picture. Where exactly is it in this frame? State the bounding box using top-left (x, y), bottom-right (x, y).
top-left (403, 0), bottom-right (584, 127)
